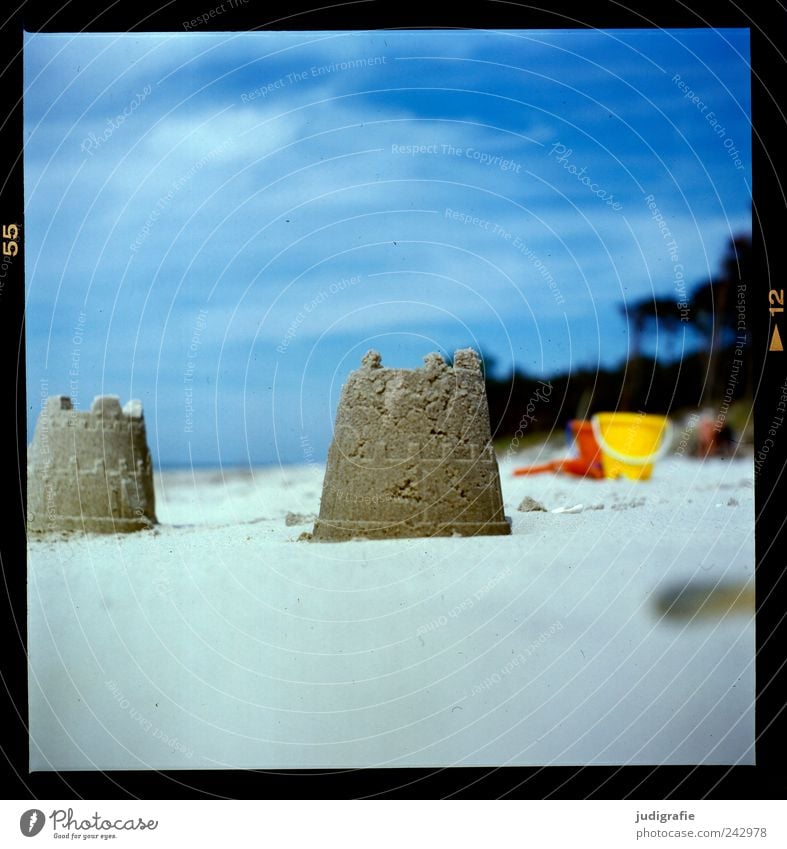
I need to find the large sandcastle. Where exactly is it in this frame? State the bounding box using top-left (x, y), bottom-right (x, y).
top-left (27, 395), bottom-right (157, 534)
top-left (311, 349), bottom-right (511, 541)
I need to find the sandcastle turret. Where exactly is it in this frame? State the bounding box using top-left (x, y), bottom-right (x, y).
top-left (311, 349), bottom-right (511, 540)
top-left (27, 395), bottom-right (157, 534)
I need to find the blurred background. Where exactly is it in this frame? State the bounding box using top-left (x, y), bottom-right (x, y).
top-left (24, 28), bottom-right (752, 467)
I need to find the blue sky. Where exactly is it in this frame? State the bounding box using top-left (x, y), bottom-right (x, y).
top-left (24, 28), bottom-right (752, 466)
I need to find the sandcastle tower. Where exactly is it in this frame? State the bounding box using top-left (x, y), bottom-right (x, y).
top-left (311, 349), bottom-right (511, 541)
top-left (27, 395), bottom-right (157, 534)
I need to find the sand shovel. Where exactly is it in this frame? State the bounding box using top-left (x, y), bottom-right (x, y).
top-left (513, 420), bottom-right (604, 479)
top-left (512, 456), bottom-right (604, 478)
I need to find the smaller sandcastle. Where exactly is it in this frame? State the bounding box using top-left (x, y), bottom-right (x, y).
top-left (27, 395), bottom-right (157, 534)
top-left (311, 349), bottom-right (511, 541)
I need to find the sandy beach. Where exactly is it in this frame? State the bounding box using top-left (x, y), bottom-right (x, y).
top-left (28, 448), bottom-right (755, 770)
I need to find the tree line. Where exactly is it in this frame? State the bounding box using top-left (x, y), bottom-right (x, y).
top-left (479, 233), bottom-right (753, 440)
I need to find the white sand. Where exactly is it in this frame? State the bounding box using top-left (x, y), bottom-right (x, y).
top-left (28, 451), bottom-right (755, 769)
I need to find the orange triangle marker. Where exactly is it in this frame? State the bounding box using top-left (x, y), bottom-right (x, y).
top-left (770, 325), bottom-right (784, 352)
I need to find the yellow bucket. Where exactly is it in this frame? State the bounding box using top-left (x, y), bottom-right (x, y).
top-left (590, 412), bottom-right (673, 480)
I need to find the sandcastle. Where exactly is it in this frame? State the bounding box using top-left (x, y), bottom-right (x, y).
top-left (27, 395), bottom-right (157, 534)
top-left (311, 349), bottom-right (511, 541)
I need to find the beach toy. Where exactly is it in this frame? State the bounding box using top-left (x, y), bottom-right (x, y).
top-left (512, 457), bottom-right (604, 478)
top-left (590, 412), bottom-right (673, 481)
top-left (512, 419), bottom-right (604, 479)
top-left (567, 419), bottom-right (602, 464)
top-left (696, 412), bottom-right (736, 457)
top-left (27, 395), bottom-right (157, 533)
top-left (311, 349), bottom-right (511, 541)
